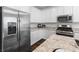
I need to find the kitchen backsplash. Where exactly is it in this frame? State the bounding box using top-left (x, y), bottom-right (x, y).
top-left (30, 23), bottom-right (57, 28)
top-left (30, 22), bottom-right (79, 33)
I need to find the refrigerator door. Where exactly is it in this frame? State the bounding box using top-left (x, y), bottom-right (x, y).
top-left (2, 7), bottom-right (19, 52)
top-left (19, 12), bottom-right (30, 52)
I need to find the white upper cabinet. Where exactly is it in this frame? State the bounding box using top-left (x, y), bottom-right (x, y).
top-left (73, 6), bottom-right (79, 22)
top-left (57, 7), bottom-right (64, 16)
top-left (42, 8), bottom-right (57, 22)
top-left (57, 6), bottom-right (73, 16)
top-left (57, 6), bottom-right (79, 22)
top-left (42, 9), bottom-right (52, 22)
top-left (63, 6), bottom-right (73, 15)
top-left (51, 8), bottom-right (57, 22)
top-left (30, 7), bottom-right (42, 22)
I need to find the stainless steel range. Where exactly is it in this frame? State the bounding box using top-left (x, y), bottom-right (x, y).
top-left (56, 25), bottom-right (74, 37)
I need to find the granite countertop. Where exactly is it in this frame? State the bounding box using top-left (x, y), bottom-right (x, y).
top-left (33, 34), bottom-right (79, 52)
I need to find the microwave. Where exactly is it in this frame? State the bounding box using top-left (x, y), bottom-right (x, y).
top-left (57, 15), bottom-right (72, 22)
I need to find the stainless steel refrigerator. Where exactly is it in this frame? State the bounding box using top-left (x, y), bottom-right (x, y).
top-left (0, 7), bottom-right (31, 52)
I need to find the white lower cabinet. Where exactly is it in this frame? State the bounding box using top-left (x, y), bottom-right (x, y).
top-left (43, 30), bottom-right (55, 39)
top-left (31, 30), bottom-right (44, 45)
top-left (74, 33), bottom-right (79, 40)
top-left (31, 29), bottom-right (55, 45)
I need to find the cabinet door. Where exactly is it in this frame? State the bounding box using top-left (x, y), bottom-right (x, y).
top-left (63, 6), bottom-right (73, 15)
top-left (31, 29), bottom-right (56, 45)
top-left (43, 30), bottom-right (55, 39)
top-left (57, 7), bottom-right (64, 16)
top-left (51, 8), bottom-right (57, 22)
top-left (73, 6), bottom-right (79, 22)
top-left (31, 7), bottom-right (41, 22)
top-left (74, 33), bottom-right (79, 40)
top-left (31, 30), bottom-right (45, 45)
top-left (42, 9), bottom-right (52, 22)
top-left (42, 8), bottom-right (57, 22)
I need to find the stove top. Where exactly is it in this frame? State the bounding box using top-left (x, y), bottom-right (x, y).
top-left (56, 27), bottom-right (74, 37)
top-left (57, 27), bottom-right (73, 31)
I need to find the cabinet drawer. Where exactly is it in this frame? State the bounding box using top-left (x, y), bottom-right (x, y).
top-left (74, 33), bottom-right (79, 40)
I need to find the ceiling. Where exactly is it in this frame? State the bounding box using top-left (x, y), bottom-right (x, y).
top-left (34, 6), bottom-right (53, 10)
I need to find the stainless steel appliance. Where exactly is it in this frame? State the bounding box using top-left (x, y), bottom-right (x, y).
top-left (37, 24), bottom-right (46, 28)
top-left (57, 15), bottom-right (72, 23)
top-left (0, 7), bottom-right (31, 52)
top-left (56, 25), bottom-right (74, 37)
